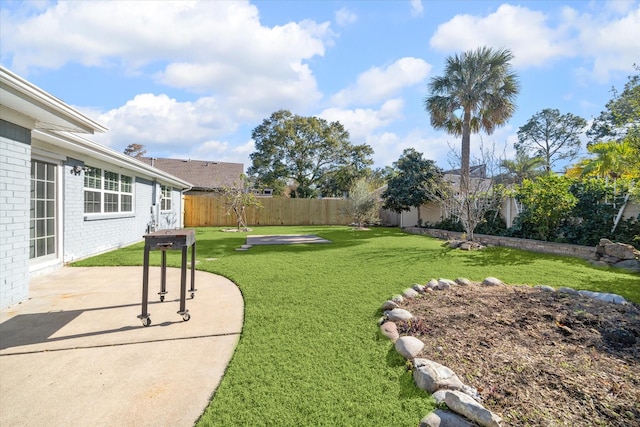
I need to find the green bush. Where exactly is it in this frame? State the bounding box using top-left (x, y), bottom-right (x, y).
top-left (611, 215), bottom-right (640, 249)
top-left (429, 217), bottom-right (464, 232)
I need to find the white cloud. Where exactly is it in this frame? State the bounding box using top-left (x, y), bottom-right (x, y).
top-left (430, 4), bottom-right (569, 69)
top-left (0, 0), bottom-right (332, 118)
top-left (429, 3), bottom-right (639, 79)
top-left (364, 130), bottom-right (453, 168)
top-left (410, 0), bottom-right (424, 17)
top-left (335, 7), bottom-right (357, 26)
top-left (319, 99), bottom-right (404, 139)
top-left (173, 139), bottom-right (255, 166)
top-left (2, 1), bottom-right (332, 71)
top-left (568, 6), bottom-right (640, 80)
top-left (331, 57), bottom-right (431, 107)
top-left (93, 93), bottom-right (236, 149)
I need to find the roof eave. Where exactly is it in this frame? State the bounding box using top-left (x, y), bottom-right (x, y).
top-left (33, 130), bottom-right (192, 190)
top-left (0, 66), bottom-right (108, 134)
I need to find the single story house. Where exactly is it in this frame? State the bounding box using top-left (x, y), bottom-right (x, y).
top-left (138, 157), bottom-right (244, 195)
top-left (0, 66), bottom-right (191, 309)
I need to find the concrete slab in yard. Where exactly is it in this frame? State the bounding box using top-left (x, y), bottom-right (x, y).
top-left (0, 266), bottom-right (244, 427)
top-left (246, 234), bottom-right (331, 245)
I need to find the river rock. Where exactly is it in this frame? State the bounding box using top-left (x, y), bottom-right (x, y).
top-left (444, 390), bottom-right (502, 427)
top-left (412, 283), bottom-right (426, 293)
top-left (395, 336), bottom-right (425, 359)
top-left (420, 409), bottom-right (476, 427)
top-left (426, 279), bottom-right (439, 289)
top-left (455, 277), bottom-right (472, 286)
top-left (380, 321), bottom-right (399, 342)
top-left (413, 358), bottom-right (466, 393)
top-left (392, 294), bottom-right (404, 303)
top-left (381, 300), bottom-right (399, 311)
top-left (438, 278), bottom-right (456, 289)
top-left (578, 290), bottom-right (627, 304)
top-left (482, 277), bottom-right (504, 286)
top-left (535, 285), bottom-right (556, 292)
top-left (385, 308), bottom-right (413, 321)
top-left (403, 288), bottom-right (420, 298)
top-left (558, 287), bottom-right (579, 296)
top-left (432, 389), bottom-right (448, 404)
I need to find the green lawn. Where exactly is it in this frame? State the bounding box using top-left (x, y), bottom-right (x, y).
top-left (73, 226), bottom-right (639, 426)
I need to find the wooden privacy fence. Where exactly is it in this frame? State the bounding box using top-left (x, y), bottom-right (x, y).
top-left (184, 195), bottom-right (352, 227)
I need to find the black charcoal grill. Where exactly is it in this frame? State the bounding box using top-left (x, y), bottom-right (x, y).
top-left (138, 229), bottom-right (196, 327)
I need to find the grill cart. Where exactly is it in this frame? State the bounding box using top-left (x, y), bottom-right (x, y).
top-left (138, 229), bottom-right (196, 327)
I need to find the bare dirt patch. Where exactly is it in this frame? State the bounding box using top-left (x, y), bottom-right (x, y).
top-left (399, 284), bottom-right (640, 426)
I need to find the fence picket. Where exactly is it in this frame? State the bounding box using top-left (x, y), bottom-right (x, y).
top-left (184, 195), bottom-right (353, 227)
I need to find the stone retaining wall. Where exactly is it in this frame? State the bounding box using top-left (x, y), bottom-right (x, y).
top-left (405, 227), bottom-right (596, 260)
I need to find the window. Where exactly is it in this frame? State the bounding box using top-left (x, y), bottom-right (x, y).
top-left (160, 185), bottom-right (172, 211)
top-left (30, 160), bottom-right (57, 259)
top-left (84, 167), bottom-right (134, 214)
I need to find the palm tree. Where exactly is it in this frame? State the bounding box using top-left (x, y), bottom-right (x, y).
top-left (499, 153), bottom-right (545, 184)
top-left (425, 47), bottom-right (520, 195)
top-left (566, 140), bottom-right (640, 180)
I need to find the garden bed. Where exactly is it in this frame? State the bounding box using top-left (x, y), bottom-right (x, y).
top-left (401, 284), bottom-right (640, 426)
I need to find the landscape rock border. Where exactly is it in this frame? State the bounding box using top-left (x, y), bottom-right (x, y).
top-left (378, 277), bottom-right (629, 426)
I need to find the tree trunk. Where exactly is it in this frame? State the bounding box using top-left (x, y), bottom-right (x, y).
top-left (461, 108), bottom-right (471, 198)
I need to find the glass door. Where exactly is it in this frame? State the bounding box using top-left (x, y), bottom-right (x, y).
top-left (30, 160), bottom-right (57, 261)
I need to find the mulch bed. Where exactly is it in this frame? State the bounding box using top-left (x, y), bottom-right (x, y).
top-left (399, 284), bottom-right (640, 426)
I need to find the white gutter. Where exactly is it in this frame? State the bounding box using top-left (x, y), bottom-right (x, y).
top-left (0, 65), bottom-right (107, 134)
top-left (33, 130), bottom-right (192, 190)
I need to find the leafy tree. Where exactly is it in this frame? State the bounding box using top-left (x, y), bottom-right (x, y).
top-left (124, 143), bottom-right (146, 158)
top-left (318, 144), bottom-right (375, 197)
top-left (248, 109), bottom-right (373, 198)
top-left (566, 139), bottom-right (640, 180)
top-left (382, 148), bottom-right (444, 225)
top-left (587, 67), bottom-right (639, 150)
top-left (342, 178), bottom-right (381, 228)
top-left (515, 108), bottom-right (587, 173)
top-left (498, 152), bottom-right (545, 184)
top-left (511, 174), bottom-right (577, 241)
top-left (369, 166), bottom-right (395, 190)
top-left (424, 46), bottom-right (519, 195)
top-left (558, 178), bottom-right (625, 246)
top-left (220, 175), bottom-right (262, 231)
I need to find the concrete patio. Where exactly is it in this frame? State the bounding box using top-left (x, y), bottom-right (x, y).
top-left (0, 266), bottom-right (244, 426)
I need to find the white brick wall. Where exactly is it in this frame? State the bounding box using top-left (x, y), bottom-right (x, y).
top-left (0, 136), bottom-right (31, 308)
top-left (62, 170), bottom-right (177, 262)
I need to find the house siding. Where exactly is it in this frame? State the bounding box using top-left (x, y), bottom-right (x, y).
top-left (0, 121), bottom-right (32, 307)
top-left (1, 69), bottom-right (191, 310)
top-left (62, 167), bottom-right (183, 264)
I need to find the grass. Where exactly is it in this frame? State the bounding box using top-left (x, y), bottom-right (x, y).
top-left (73, 226), bottom-right (640, 426)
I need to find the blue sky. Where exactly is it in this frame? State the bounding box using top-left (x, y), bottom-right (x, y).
top-left (1, 0), bottom-right (638, 172)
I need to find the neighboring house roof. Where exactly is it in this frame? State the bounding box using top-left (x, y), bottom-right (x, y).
top-left (138, 157), bottom-right (244, 191)
top-left (0, 66), bottom-right (107, 134)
